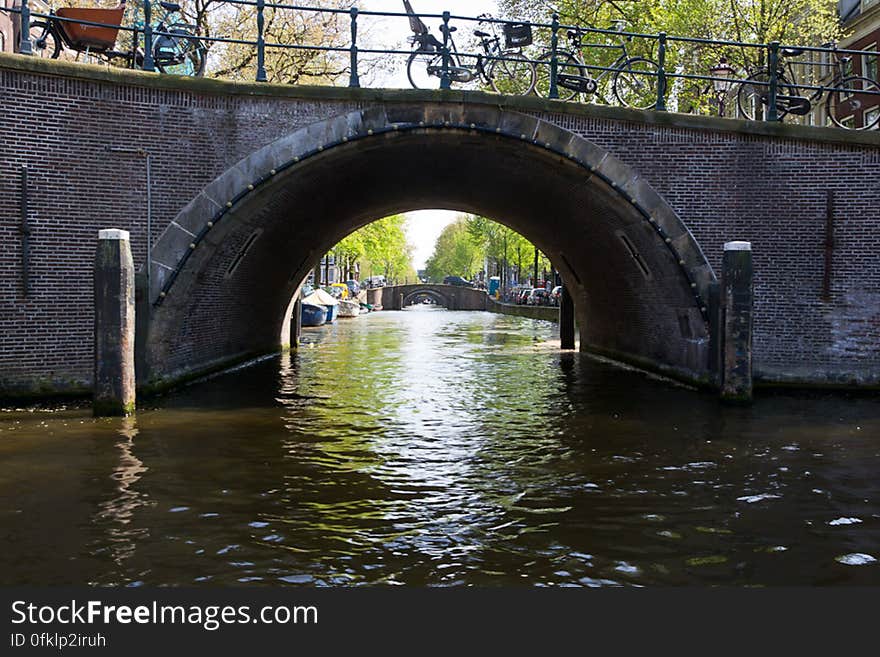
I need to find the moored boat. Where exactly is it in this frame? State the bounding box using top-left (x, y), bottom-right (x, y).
top-left (301, 302), bottom-right (327, 326)
top-left (303, 289), bottom-right (339, 323)
top-left (338, 299), bottom-right (361, 318)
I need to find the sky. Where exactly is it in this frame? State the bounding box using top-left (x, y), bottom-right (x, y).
top-left (359, 1), bottom-right (499, 270)
top-left (405, 210), bottom-right (460, 271)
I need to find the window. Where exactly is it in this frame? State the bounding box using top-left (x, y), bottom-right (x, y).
top-left (839, 114), bottom-right (855, 129)
top-left (864, 45), bottom-right (878, 83)
top-left (866, 107), bottom-right (879, 130)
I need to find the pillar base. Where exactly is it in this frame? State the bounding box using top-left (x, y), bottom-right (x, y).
top-left (559, 285), bottom-right (575, 349)
top-left (720, 241), bottom-right (753, 403)
top-left (93, 399), bottom-right (137, 417)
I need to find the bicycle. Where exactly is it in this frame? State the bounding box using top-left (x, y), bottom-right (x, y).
top-left (28, 0), bottom-right (206, 77)
top-left (736, 44), bottom-right (880, 130)
top-left (534, 19), bottom-right (660, 110)
top-left (404, 4), bottom-right (536, 94)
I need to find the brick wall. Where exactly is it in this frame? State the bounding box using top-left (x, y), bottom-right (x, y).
top-left (534, 111), bottom-right (880, 384)
top-left (1, 60), bottom-right (878, 395)
top-left (487, 297), bottom-right (559, 323)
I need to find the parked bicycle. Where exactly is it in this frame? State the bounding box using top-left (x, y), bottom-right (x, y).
top-left (403, 2), bottom-right (536, 94)
top-left (534, 20), bottom-right (660, 110)
top-left (29, 0), bottom-right (206, 76)
top-left (736, 43), bottom-right (880, 130)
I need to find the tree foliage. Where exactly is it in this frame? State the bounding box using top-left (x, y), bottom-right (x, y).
top-left (500, 0), bottom-right (840, 50)
top-left (424, 217), bottom-right (483, 283)
top-left (76, 0), bottom-right (387, 84)
top-left (424, 215), bottom-right (552, 287)
top-left (500, 0), bottom-right (841, 114)
top-left (196, 0), bottom-right (353, 83)
top-left (333, 215), bottom-right (417, 285)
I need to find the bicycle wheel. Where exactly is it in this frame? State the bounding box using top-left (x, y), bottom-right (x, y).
top-left (29, 21), bottom-right (60, 59)
top-left (153, 24), bottom-right (206, 77)
top-left (735, 70), bottom-right (802, 122)
top-left (407, 50), bottom-right (444, 89)
top-left (486, 53), bottom-right (536, 95)
top-left (533, 50), bottom-right (583, 101)
top-left (613, 57), bottom-right (660, 110)
top-left (736, 70), bottom-right (772, 121)
top-left (825, 76), bottom-right (880, 130)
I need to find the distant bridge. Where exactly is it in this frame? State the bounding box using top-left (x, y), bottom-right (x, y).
top-left (380, 284), bottom-right (488, 311)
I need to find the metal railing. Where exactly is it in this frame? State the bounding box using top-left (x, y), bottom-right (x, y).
top-left (3, 0), bottom-right (879, 127)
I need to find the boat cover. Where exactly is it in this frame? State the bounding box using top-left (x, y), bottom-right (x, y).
top-left (303, 289), bottom-right (339, 306)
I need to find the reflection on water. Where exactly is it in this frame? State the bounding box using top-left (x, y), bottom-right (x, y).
top-left (0, 306), bottom-right (878, 586)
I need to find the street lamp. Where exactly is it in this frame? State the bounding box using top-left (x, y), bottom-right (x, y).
top-left (710, 57), bottom-right (736, 116)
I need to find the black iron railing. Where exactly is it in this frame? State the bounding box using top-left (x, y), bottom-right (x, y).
top-left (3, 0), bottom-right (879, 128)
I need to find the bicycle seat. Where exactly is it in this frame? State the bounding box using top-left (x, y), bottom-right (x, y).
top-left (160, 2), bottom-right (180, 12)
top-left (474, 30), bottom-right (491, 38)
top-left (781, 47), bottom-right (804, 57)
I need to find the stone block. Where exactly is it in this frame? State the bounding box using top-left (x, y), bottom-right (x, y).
top-left (172, 191), bottom-right (222, 236)
top-left (497, 111), bottom-right (540, 141)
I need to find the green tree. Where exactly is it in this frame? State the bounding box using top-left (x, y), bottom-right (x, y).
top-left (204, 0), bottom-right (352, 83)
top-left (332, 215), bottom-right (417, 286)
top-left (424, 217), bottom-right (482, 283)
top-left (500, 0), bottom-right (841, 114)
top-left (465, 216), bottom-right (547, 286)
top-left (422, 215), bottom-right (552, 293)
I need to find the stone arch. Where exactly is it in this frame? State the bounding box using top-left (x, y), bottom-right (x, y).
top-left (145, 104), bottom-right (716, 388)
top-left (402, 289), bottom-right (449, 308)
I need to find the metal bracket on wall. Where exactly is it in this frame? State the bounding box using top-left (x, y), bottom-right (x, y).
top-left (20, 165), bottom-right (31, 298)
top-left (822, 190), bottom-right (834, 302)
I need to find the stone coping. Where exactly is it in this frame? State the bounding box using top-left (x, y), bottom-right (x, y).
top-left (2, 52), bottom-right (879, 147)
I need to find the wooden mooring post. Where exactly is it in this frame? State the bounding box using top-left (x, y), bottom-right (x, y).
top-left (94, 229), bottom-right (136, 416)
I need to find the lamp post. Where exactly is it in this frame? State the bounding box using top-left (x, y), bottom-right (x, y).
top-left (710, 57), bottom-right (736, 116)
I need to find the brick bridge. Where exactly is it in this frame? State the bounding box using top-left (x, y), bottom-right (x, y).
top-left (380, 284), bottom-right (488, 311)
top-left (1, 54), bottom-right (878, 397)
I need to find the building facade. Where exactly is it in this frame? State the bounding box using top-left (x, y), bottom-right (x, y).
top-left (839, 0), bottom-right (880, 128)
top-left (1, 1), bottom-right (51, 54)
top-left (307, 254), bottom-right (360, 288)
top-left (1, 0), bottom-right (15, 54)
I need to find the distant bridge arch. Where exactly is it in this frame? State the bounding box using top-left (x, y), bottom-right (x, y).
top-left (384, 285), bottom-right (488, 311)
top-left (402, 290), bottom-right (447, 307)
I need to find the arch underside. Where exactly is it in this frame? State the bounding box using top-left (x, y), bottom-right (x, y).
top-left (403, 290), bottom-right (449, 307)
top-left (146, 105), bottom-right (716, 388)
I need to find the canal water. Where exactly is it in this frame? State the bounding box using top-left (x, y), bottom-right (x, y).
top-left (1, 306), bottom-right (878, 586)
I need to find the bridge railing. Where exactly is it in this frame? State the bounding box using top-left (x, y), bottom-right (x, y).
top-left (3, 1), bottom-right (879, 129)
